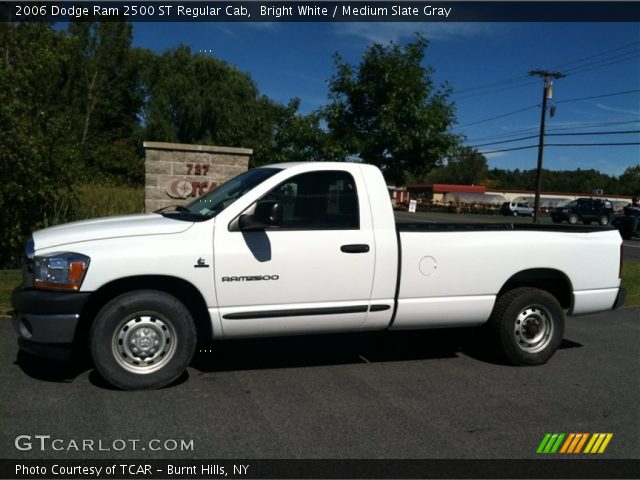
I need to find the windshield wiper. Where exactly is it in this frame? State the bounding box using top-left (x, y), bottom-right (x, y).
top-left (155, 204), bottom-right (201, 220)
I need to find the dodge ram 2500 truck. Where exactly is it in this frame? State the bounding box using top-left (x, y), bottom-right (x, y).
top-left (12, 162), bottom-right (626, 390)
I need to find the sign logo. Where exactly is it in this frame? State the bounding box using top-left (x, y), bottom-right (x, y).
top-left (536, 433), bottom-right (613, 454)
top-left (166, 179), bottom-right (193, 199)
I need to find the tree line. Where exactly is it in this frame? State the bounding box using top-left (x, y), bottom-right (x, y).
top-left (418, 149), bottom-right (639, 195)
top-left (0, 22), bottom-right (637, 267)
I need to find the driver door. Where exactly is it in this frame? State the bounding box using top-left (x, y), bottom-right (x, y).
top-left (213, 168), bottom-right (376, 337)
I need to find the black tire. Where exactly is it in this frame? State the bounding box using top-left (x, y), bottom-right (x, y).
top-left (620, 226), bottom-right (633, 240)
top-left (488, 287), bottom-right (564, 365)
top-left (90, 290), bottom-right (197, 390)
top-left (512, 211), bottom-right (518, 217)
top-left (568, 214), bottom-right (579, 225)
top-left (598, 215), bottom-right (610, 226)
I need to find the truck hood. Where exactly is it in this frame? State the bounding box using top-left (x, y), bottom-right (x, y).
top-left (33, 214), bottom-right (194, 250)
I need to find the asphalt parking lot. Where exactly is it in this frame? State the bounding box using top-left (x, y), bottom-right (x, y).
top-left (1, 307), bottom-right (638, 461)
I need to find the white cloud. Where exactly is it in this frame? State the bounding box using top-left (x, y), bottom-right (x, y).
top-left (245, 22), bottom-right (279, 31)
top-left (333, 22), bottom-right (503, 44)
top-left (213, 25), bottom-right (238, 37)
top-left (596, 103), bottom-right (640, 116)
top-left (482, 151), bottom-right (507, 160)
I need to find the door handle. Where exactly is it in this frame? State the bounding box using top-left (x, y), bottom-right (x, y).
top-left (341, 244), bottom-right (370, 253)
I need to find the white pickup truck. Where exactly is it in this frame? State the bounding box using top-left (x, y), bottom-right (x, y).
top-left (12, 162), bottom-right (626, 390)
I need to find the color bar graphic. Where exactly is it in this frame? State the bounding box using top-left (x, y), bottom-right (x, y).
top-left (536, 433), bottom-right (565, 454)
top-left (537, 433), bottom-right (613, 454)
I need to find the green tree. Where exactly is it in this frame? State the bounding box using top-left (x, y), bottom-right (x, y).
top-left (324, 34), bottom-right (459, 185)
top-left (0, 23), bottom-right (79, 266)
top-left (66, 21), bottom-right (144, 184)
top-left (617, 165), bottom-right (640, 196)
top-left (265, 98), bottom-right (330, 164)
top-left (427, 147), bottom-right (488, 185)
top-left (142, 46), bottom-right (265, 148)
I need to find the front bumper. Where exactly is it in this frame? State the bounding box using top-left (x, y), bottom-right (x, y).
top-left (11, 287), bottom-right (91, 360)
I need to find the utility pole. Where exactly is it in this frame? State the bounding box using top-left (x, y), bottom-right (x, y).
top-left (529, 69), bottom-right (565, 223)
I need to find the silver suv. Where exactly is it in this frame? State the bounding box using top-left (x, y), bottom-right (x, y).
top-left (501, 201), bottom-right (534, 217)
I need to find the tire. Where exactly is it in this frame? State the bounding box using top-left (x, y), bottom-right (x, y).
top-left (568, 214), bottom-right (579, 225)
top-left (90, 290), bottom-right (197, 390)
top-left (512, 211), bottom-right (518, 217)
top-left (488, 287), bottom-right (564, 365)
top-left (599, 215), bottom-right (610, 226)
top-left (620, 226), bottom-right (633, 240)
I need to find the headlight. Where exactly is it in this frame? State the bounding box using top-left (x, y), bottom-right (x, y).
top-left (33, 252), bottom-right (90, 291)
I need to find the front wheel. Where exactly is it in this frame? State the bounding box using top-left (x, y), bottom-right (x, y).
top-left (568, 214), bottom-right (579, 225)
top-left (488, 287), bottom-right (564, 365)
top-left (599, 215), bottom-right (610, 226)
top-left (90, 290), bottom-right (197, 390)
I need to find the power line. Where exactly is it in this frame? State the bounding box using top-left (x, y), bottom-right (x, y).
top-left (479, 141), bottom-right (640, 155)
top-left (546, 142), bottom-right (640, 147)
top-left (468, 134), bottom-right (540, 148)
top-left (546, 119), bottom-right (640, 132)
top-left (555, 89), bottom-right (640, 104)
top-left (455, 104), bottom-right (539, 128)
top-left (480, 145), bottom-right (538, 154)
top-left (549, 40), bottom-right (640, 70)
top-left (565, 53), bottom-right (640, 77)
top-left (451, 41), bottom-right (640, 100)
top-left (467, 130), bottom-right (640, 148)
top-left (452, 74), bottom-right (530, 95)
top-left (548, 130), bottom-right (640, 137)
top-left (453, 79), bottom-right (539, 100)
top-left (464, 119), bottom-right (640, 144)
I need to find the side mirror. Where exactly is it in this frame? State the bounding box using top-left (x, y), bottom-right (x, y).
top-left (239, 201), bottom-right (283, 231)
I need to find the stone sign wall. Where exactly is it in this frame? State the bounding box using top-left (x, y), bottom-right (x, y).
top-left (144, 141), bottom-right (251, 213)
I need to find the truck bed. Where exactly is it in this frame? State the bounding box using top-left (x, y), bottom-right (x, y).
top-left (396, 221), bottom-right (611, 233)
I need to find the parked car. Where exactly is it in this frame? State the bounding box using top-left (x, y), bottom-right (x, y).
top-left (613, 202), bottom-right (640, 239)
top-left (551, 198), bottom-right (614, 225)
top-left (12, 163), bottom-right (625, 390)
top-left (501, 201), bottom-right (534, 217)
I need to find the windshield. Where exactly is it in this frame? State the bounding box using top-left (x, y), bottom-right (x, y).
top-left (181, 167), bottom-right (281, 219)
top-left (564, 201), bottom-right (578, 208)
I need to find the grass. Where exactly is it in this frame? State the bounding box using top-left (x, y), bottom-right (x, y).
top-left (73, 184), bottom-right (144, 220)
top-left (0, 270), bottom-right (20, 316)
top-left (622, 261), bottom-right (640, 307)
top-left (1, 261), bottom-right (638, 317)
top-left (43, 184), bottom-right (144, 228)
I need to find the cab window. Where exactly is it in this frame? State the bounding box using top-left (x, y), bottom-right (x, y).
top-left (263, 170), bottom-right (359, 230)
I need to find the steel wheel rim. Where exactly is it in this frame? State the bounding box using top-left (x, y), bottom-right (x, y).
top-left (513, 305), bottom-right (554, 353)
top-left (111, 314), bottom-right (177, 374)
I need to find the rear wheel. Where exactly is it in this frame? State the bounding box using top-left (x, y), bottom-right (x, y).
top-left (90, 290), bottom-right (196, 390)
top-left (488, 287), bottom-right (564, 365)
top-left (599, 215), bottom-right (610, 226)
top-left (568, 214), bottom-right (579, 225)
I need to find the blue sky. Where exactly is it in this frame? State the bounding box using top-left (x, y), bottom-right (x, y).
top-left (132, 21), bottom-right (640, 176)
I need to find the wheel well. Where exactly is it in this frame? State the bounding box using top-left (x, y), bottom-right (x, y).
top-left (498, 269), bottom-right (573, 310)
top-left (75, 276), bottom-right (212, 351)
